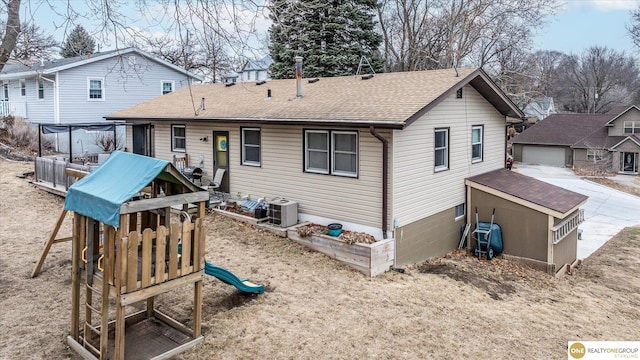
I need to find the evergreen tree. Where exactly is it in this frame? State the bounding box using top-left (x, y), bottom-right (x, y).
top-left (60, 25), bottom-right (96, 58)
top-left (268, 0), bottom-right (383, 79)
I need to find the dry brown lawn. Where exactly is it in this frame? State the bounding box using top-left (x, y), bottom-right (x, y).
top-left (1, 157), bottom-right (639, 359)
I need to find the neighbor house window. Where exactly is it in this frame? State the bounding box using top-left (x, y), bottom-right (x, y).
top-left (435, 128), bottom-right (449, 171)
top-left (162, 81), bottom-right (174, 95)
top-left (2, 82), bottom-right (8, 101)
top-left (38, 79), bottom-right (44, 99)
top-left (171, 125), bottom-right (186, 152)
top-left (587, 149), bottom-right (603, 162)
top-left (304, 130), bottom-right (358, 177)
top-left (20, 79), bottom-right (26, 97)
top-left (623, 121), bottom-right (640, 134)
top-left (455, 203), bottom-right (466, 219)
top-left (88, 78), bottom-right (104, 100)
top-left (241, 127), bottom-right (261, 166)
top-left (471, 125), bottom-right (483, 162)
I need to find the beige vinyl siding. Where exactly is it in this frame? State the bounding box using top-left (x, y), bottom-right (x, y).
top-left (125, 126), bottom-right (133, 152)
top-left (152, 122), bottom-right (389, 229)
top-left (608, 110), bottom-right (640, 136)
top-left (392, 85), bottom-right (506, 227)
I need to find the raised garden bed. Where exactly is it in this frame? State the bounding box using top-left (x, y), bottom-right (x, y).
top-left (287, 225), bottom-right (395, 277)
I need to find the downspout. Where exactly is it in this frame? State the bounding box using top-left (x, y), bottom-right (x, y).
top-left (369, 126), bottom-right (388, 239)
top-left (41, 74), bottom-right (60, 150)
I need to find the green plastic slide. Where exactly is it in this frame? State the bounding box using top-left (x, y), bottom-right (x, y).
top-left (204, 260), bottom-right (265, 294)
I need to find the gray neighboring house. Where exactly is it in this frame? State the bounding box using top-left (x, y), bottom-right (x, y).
top-left (522, 96), bottom-right (556, 121)
top-left (511, 105), bottom-right (640, 173)
top-left (237, 55), bottom-right (272, 82)
top-left (0, 47), bottom-right (203, 154)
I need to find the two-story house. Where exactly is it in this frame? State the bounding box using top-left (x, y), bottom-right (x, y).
top-left (511, 105), bottom-right (640, 173)
top-left (237, 55), bottom-right (272, 83)
top-left (0, 47), bottom-right (203, 154)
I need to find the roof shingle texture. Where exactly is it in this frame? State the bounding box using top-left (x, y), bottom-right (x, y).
top-left (107, 67), bottom-right (480, 124)
top-left (467, 169), bottom-right (588, 214)
top-left (510, 114), bottom-right (613, 146)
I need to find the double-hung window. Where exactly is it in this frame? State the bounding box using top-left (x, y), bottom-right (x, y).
top-left (241, 127), bottom-right (261, 166)
top-left (471, 125), bottom-right (483, 163)
top-left (623, 121), bottom-right (640, 134)
top-left (20, 79), bottom-right (26, 97)
top-left (587, 149), bottom-right (603, 162)
top-left (88, 78), bottom-right (104, 100)
top-left (162, 81), bottom-right (174, 95)
top-left (172, 125), bottom-right (186, 152)
top-left (304, 130), bottom-right (358, 177)
top-left (435, 128), bottom-right (449, 171)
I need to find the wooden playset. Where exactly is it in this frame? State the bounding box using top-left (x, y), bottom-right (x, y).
top-left (61, 152), bottom-right (210, 360)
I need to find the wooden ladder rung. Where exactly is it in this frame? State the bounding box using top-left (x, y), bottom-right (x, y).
top-left (86, 303), bottom-right (101, 315)
top-left (84, 322), bottom-right (102, 336)
top-left (86, 284), bottom-right (102, 295)
top-left (82, 336), bottom-right (101, 357)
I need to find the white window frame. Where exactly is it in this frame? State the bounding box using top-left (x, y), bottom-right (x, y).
top-left (171, 125), bottom-right (186, 152)
top-left (331, 131), bottom-right (358, 177)
top-left (38, 79), bottom-right (44, 100)
top-left (87, 77), bottom-right (105, 101)
top-left (471, 125), bottom-right (483, 163)
top-left (241, 127), bottom-right (261, 166)
top-left (161, 80), bottom-right (175, 95)
top-left (455, 203), bottom-right (466, 220)
top-left (19, 79), bottom-right (26, 97)
top-left (1, 82), bottom-right (8, 101)
top-left (304, 130), bottom-right (330, 174)
top-left (623, 121), bottom-right (640, 134)
top-left (587, 149), bottom-right (603, 162)
top-left (435, 128), bottom-right (449, 172)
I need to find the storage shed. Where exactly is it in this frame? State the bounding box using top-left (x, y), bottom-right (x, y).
top-left (465, 169), bottom-right (588, 275)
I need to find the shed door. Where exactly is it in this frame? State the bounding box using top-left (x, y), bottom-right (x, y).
top-left (522, 146), bottom-right (566, 167)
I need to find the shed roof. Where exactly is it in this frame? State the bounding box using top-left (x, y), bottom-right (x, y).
top-left (105, 67), bottom-right (524, 128)
top-left (64, 151), bottom-right (200, 228)
top-left (466, 169), bottom-right (588, 216)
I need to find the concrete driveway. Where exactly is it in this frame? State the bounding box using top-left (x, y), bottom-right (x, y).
top-left (513, 164), bottom-right (640, 259)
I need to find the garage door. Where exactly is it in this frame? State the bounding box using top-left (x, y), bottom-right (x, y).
top-left (522, 145), bottom-right (566, 167)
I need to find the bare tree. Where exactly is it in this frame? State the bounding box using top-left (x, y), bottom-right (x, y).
top-left (0, 0), bottom-right (21, 71)
top-left (555, 46), bottom-right (640, 113)
top-left (1, 0), bottom-right (267, 77)
top-left (376, 0), bottom-right (557, 72)
top-left (0, 21), bottom-right (58, 60)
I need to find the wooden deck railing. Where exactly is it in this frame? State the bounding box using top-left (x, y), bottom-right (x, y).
top-left (551, 209), bottom-right (585, 244)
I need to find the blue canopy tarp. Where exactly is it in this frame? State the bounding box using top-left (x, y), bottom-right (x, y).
top-left (64, 151), bottom-right (171, 228)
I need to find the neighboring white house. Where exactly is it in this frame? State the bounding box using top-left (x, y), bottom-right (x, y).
top-left (0, 47), bottom-right (203, 154)
top-left (237, 55), bottom-right (272, 83)
top-left (522, 96), bottom-right (556, 121)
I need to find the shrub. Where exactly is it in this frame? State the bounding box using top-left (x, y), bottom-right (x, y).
top-left (92, 131), bottom-right (124, 152)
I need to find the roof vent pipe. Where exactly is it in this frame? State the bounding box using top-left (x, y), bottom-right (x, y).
top-left (295, 55), bottom-right (303, 99)
top-left (267, 89), bottom-right (272, 99)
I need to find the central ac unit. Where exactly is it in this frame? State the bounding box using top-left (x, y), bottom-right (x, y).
top-left (268, 199), bottom-right (298, 227)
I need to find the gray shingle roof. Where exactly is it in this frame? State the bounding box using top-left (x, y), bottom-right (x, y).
top-left (510, 114), bottom-right (613, 146)
top-left (467, 169), bottom-right (588, 215)
top-left (106, 67), bottom-right (524, 127)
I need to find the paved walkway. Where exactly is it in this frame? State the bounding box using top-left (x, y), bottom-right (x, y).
top-left (513, 164), bottom-right (640, 259)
